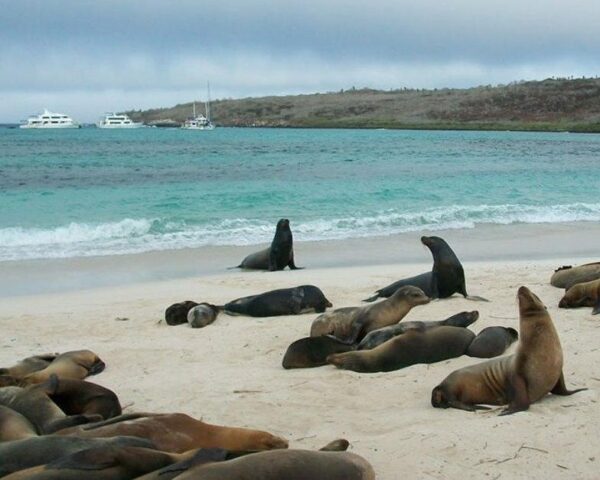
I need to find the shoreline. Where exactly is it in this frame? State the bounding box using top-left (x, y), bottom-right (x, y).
top-left (1, 221), bottom-right (598, 298)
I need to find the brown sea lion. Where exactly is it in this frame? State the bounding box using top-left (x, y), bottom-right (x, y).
top-left (328, 326), bottom-right (475, 373)
top-left (22, 350), bottom-right (105, 385)
top-left (165, 301), bottom-right (199, 326)
top-left (311, 286), bottom-right (430, 344)
top-left (282, 336), bottom-right (356, 369)
top-left (466, 326), bottom-right (519, 358)
top-left (363, 236), bottom-right (488, 302)
top-left (0, 353), bottom-right (57, 379)
top-left (558, 278), bottom-right (600, 314)
top-left (55, 412), bottom-right (288, 453)
top-left (0, 405), bottom-right (38, 442)
top-left (431, 286), bottom-right (587, 414)
top-left (357, 310), bottom-right (479, 350)
top-left (187, 303), bottom-right (220, 328)
top-left (551, 262), bottom-right (600, 289)
top-left (175, 448), bottom-right (375, 480)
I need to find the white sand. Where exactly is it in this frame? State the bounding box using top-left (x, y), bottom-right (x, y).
top-left (0, 256), bottom-right (597, 479)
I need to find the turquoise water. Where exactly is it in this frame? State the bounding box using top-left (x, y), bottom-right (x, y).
top-left (1, 127), bottom-right (599, 261)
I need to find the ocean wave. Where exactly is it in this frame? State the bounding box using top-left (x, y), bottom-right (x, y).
top-left (1, 202), bottom-right (600, 261)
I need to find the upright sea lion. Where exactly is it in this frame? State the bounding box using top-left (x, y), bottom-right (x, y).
top-left (558, 278), bottom-right (600, 314)
top-left (363, 236), bottom-right (487, 302)
top-left (357, 310), bottom-right (479, 350)
top-left (165, 301), bottom-right (199, 326)
top-left (234, 218), bottom-right (302, 271)
top-left (551, 262), bottom-right (600, 289)
top-left (431, 286), bottom-right (587, 414)
top-left (187, 303), bottom-right (220, 328)
top-left (327, 326), bottom-right (475, 373)
top-left (282, 336), bottom-right (356, 369)
top-left (0, 353), bottom-right (57, 379)
top-left (55, 412), bottom-right (289, 453)
top-left (311, 286), bottom-right (430, 344)
top-left (0, 405), bottom-right (38, 442)
top-left (224, 285), bottom-right (332, 317)
top-left (22, 350), bottom-right (105, 384)
top-left (466, 326), bottom-right (518, 358)
top-left (0, 436), bottom-right (154, 477)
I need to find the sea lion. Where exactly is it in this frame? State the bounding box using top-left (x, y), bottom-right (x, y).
top-left (0, 436), bottom-right (154, 477)
top-left (165, 300), bottom-right (199, 326)
top-left (46, 375), bottom-right (122, 420)
top-left (0, 405), bottom-right (38, 442)
top-left (187, 303), bottom-right (220, 328)
top-left (224, 285), bottom-right (332, 317)
top-left (363, 236), bottom-right (487, 302)
top-left (0, 378), bottom-right (101, 434)
top-left (311, 286), bottom-right (430, 344)
top-left (466, 326), bottom-right (519, 358)
top-left (175, 448), bottom-right (376, 480)
top-left (235, 218), bottom-right (302, 271)
top-left (22, 350), bottom-right (105, 385)
top-left (55, 412), bottom-right (288, 453)
top-left (327, 326), bottom-right (475, 373)
top-left (558, 278), bottom-right (600, 314)
top-left (282, 336), bottom-right (356, 369)
top-left (0, 353), bottom-right (57, 379)
top-left (551, 262), bottom-right (600, 289)
top-left (357, 310), bottom-right (479, 350)
top-left (431, 286), bottom-right (587, 414)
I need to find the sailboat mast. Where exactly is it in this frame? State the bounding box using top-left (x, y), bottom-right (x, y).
top-left (205, 82), bottom-right (211, 122)
top-left (193, 101), bottom-right (196, 117)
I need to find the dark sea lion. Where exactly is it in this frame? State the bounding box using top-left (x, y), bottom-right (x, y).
top-left (175, 448), bottom-right (375, 480)
top-left (466, 326), bottom-right (519, 358)
top-left (187, 303), bottom-right (220, 328)
top-left (431, 286), bottom-right (587, 414)
top-left (0, 405), bottom-right (38, 442)
top-left (558, 278), bottom-right (600, 314)
top-left (328, 326), bottom-right (475, 373)
top-left (46, 375), bottom-right (122, 420)
top-left (357, 310), bottom-right (479, 350)
top-left (0, 353), bottom-right (57, 379)
top-left (311, 286), bottom-right (430, 344)
top-left (551, 262), bottom-right (600, 289)
top-left (224, 285), bottom-right (332, 317)
top-left (55, 412), bottom-right (288, 453)
top-left (235, 218), bottom-right (302, 271)
top-left (282, 336), bottom-right (356, 369)
top-left (0, 436), bottom-right (154, 477)
top-left (165, 300), bottom-right (199, 326)
top-left (22, 350), bottom-right (105, 385)
top-left (363, 236), bottom-right (487, 302)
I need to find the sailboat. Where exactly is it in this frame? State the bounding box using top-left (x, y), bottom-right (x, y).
top-left (181, 83), bottom-right (215, 130)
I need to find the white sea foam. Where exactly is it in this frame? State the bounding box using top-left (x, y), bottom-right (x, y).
top-left (1, 203), bottom-right (600, 261)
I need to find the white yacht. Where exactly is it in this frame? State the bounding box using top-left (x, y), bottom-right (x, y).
top-left (20, 109), bottom-right (80, 129)
top-left (97, 113), bottom-right (143, 129)
top-left (181, 83), bottom-right (215, 130)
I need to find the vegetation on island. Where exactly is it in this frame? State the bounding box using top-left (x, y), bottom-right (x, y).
top-left (128, 77), bottom-right (600, 132)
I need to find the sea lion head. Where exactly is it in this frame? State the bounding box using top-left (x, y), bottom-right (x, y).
top-left (506, 327), bottom-right (519, 341)
top-left (276, 218), bottom-right (290, 231)
top-left (517, 286), bottom-right (547, 317)
top-left (430, 385), bottom-right (450, 408)
top-left (421, 235), bottom-right (446, 250)
top-left (390, 285), bottom-right (430, 307)
top-left (558, 284), bottom-right (584, 308)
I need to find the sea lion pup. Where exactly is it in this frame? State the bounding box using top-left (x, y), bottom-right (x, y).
top-left (466, 326), bottom-right (519, 358)
top-left (0, 405), bottom-right (38, 442)
top-left (558, 278), bottom-right (600, 314)
top-left (551, 262), bottom-right (600, 289)
top-left (358, 310), bottom-right (479, 350)
top-left (165, 300), bottom-right (199, 326)
top-left (431, 286), bottom-right (587, 414)
top-left (224, 285), bottom-right (332, 317)
top-left (311, 286), bottom-right (430, 344)
top-left (0, 379), bottom-right (101, 434)
top-left (234, 218), bottom-right (302, 271)
top-left (21, 350), bottom-right (105, 385)
top-left (45, 375), bottom-right (122, 420)
top-left (175, 448), bottom-right (376, 480)
top-left (187, 303), bottom-right (220, 328)
top-left (0, 353), bottom-right (57, 379)
top-left (282, 336), bottom-right (356, 369)
top-left (0, 436), bottom-right (154, 477)
top-left (363, 235), bottom-right (487, 302)
top-left (54, 412), bottom-right (289, 453)
top-left (328, 326), bottom-right (475, 373)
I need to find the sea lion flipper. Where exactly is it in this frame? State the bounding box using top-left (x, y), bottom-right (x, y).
top-left (319, 439), bottom-right (350, 451)
top-left (500, 374), bottom-right (530, 416)
top-left (362, 292), bottom-right (380, 303)
top-left (550, 372), bottom-right (588, 396)
top-left (593, 299), bottom-right (600, 315)
top-left (447, 400), bottom-right (490, 412)
top-left (465, 295), bottom-right (490, 302)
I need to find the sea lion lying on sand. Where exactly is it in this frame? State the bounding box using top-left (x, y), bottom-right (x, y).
top-left (551, 262), bottom-right (600, 289)
top-left (466, 326), bottom-right (518, 358)
top-left (165, 301), bottom-right (199, 326)
top-left (558, 278), bottom-right (600, 315)
top-left (22, 350), bottom-right (105, 385)
top-left (282, 336), bottom-right (356, 369)
top-left (0, 354), bottom-right (57, 380)
top-left (187, 303), bottom-right (220, 328)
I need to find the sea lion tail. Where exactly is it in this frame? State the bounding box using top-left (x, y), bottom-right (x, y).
top-left (227, 265), bottom-right (242, 270)
top-left (362, 293), bottom-right (380, 303)
top-left (465, 295), bottom-right (490, 302)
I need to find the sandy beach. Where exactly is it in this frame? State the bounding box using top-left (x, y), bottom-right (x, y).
top-left (0, 223), bottom-right (598, 479)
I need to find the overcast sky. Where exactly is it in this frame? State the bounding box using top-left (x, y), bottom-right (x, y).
top-left (1, 0), bottom-right (599, 122)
